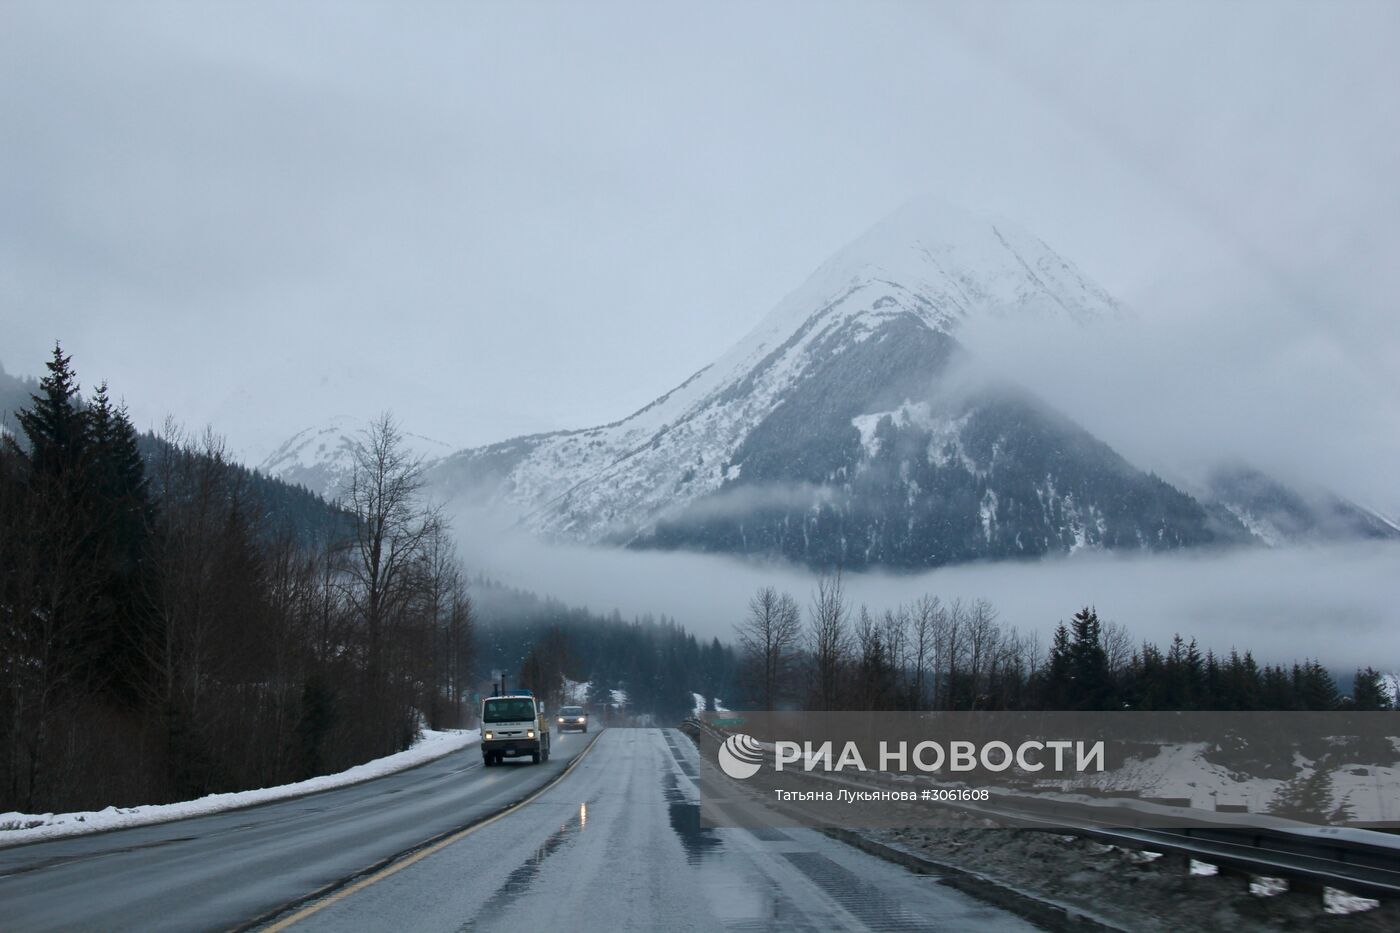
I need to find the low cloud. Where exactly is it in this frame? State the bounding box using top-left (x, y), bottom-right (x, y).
top-left (448, 502), bottom-right (1400, 672)
top-left (645, 481), bottom-right (836, 528)
top-left (954, 283), bottom-right (1400, 518)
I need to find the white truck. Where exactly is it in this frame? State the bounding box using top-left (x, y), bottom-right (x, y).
top-left (481, 692), bottom-right (551, 766)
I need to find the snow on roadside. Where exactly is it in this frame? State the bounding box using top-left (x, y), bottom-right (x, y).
top-left (1324, 887), bottom-right (1381, 915)
top-left (0, 727), bottom-right (480, 848)
top-left (691, 693), bottom-right (730, 716)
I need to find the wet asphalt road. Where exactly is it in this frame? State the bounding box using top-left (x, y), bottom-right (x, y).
top-left (0, 730), bottom-right (596, 932)
top-left (281, 728), bottom-right (1039, 932)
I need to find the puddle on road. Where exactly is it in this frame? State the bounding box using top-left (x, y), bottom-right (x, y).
top-left (460, 799), bottom-right (593, 929)
top-left (662, 771), bottom-right (720, 864)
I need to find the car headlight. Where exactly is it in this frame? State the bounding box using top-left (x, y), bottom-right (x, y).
top-left (484, 731), bottom-right (493, 740)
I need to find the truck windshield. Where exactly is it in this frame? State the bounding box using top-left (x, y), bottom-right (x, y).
top-left (483, 698), bottom-right (536, 723)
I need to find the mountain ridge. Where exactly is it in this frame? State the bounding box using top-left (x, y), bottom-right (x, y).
top-left (257, 200), bottom-right (1398, 567)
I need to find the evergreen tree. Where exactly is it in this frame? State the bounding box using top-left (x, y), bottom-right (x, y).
top-left (1350, 667), bottom-right (1392, 710)
top-left (15, 343), bottom-right (89, 477)
top-left (1261, 664), bottom-right (1295, 710)
top-left (1042, 622), bottom-right (1073, 708)
top-left (87, 387), bottom-right (158, 700)
top-left (1068, 607), bottom-right (1111, 709)
top-left (1164, 634), bottom-right (1203, 709)
top-left (1294, 661), bottom-right (1341, 710)
top-left (1202, 649), bottom-right (1222, 709)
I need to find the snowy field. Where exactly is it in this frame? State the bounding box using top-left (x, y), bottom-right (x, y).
top-left (0, 727), bottom-right (480, 847)
top-left (1032, 738), bottom-right (1400, 823)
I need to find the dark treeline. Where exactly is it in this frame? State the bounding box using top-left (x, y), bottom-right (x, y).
top-left (473, 581), bottom-right (739, 722)
top-left (1, 346), bottom-right (475, 813)
top-left (733, 575), bottom-right (1395, 713)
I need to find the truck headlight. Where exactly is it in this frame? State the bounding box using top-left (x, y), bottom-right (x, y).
top-left (527, 729), bottom-right (535, 739)
top-left (558, 717), bottom-right (564, 723)
top-left (484, 731), bottom-right (493, 740)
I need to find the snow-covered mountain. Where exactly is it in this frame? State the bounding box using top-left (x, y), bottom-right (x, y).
top-left (265, 199), bottom-right (1396, 568)
top-left (427, 199), bottom-right (1254, 567)
top-left (259, 415), bottom-right (454, 502)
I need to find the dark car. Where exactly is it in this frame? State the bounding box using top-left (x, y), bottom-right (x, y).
top-left (556, 705), bottom-right (588, 733)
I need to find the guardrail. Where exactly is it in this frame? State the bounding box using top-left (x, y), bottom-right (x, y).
top-left (681, 717), bottom-right (1400, 901)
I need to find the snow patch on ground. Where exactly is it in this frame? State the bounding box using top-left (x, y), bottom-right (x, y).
top-left (980, 489), bottom-right (998, 542)
top-left (0, 727), bottom-right (479, 848)
top-left (1034, 740), bottom-right (1400, 823)
top-left (690, 693), bottom-right (730, 716)
top-left (562, 677), bottom-right (591, 704)
top-left (1221, 503), bottom-right (1287, 547)
top-left (1324, 887), bottom-right (1380, 915)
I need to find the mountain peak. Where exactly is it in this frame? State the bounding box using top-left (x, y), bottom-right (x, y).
top-left (426, 203), bottom-right (1141, 549)
top-left (760, 197), bottom-right (1123, 344)
top-left (260, 416), bottom-right (454, 501)
top-left (846, 195), bottom-right (1005, 255)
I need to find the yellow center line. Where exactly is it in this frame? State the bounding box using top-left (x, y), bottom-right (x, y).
top-left (261, 733), bottom-right (601, 931)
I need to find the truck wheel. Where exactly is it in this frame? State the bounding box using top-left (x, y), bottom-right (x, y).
top-left (531, 751), bottom-right (541, 764)
top-left (483, 754), bottom-right (493, 767)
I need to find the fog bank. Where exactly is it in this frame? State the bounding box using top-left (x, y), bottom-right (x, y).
top-left (450, 508), bottom-right (1398, 671)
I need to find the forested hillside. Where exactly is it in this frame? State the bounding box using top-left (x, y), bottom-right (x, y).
top-left (1, 346), bottom-right (475, 813)
top-left (473, 580), bottom-right (739, 723)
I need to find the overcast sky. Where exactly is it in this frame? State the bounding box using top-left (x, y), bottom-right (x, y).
top-left (2, 2), bottom-right (1397, 510)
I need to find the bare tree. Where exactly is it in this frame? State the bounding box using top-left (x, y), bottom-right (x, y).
top-left (343, 413), bottom-right (439, 751)
top-left (934, 598), bottom-right (966, 709)
top-left (443, 575), bottom-right (475, 728)
top-left (882, 607), bottom-right (910, 705)
top-left (736, 586), bottom-right (801, 709)
top-left (807, 573), bottom-right (849, 710)
top-left (1102, 620), bottom-right (1134, 677)
top-left (963, 598), bottom-right (1000, 710)
top-left (908, 596), bottom-right (940, 709)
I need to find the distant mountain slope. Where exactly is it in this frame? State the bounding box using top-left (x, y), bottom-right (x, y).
top-left (635, 313), bottom-right (1245, 567)
top-left (133, 431), bottom-right (351, 546)
top-left (258, 415), bottom-right (454, 502)
top-left (425, 199), bottom-right (1256, 568)
top-left (0, 362), bottom-right (39, 435)
top-left (1201, 464), bottom-right (1400, 546)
